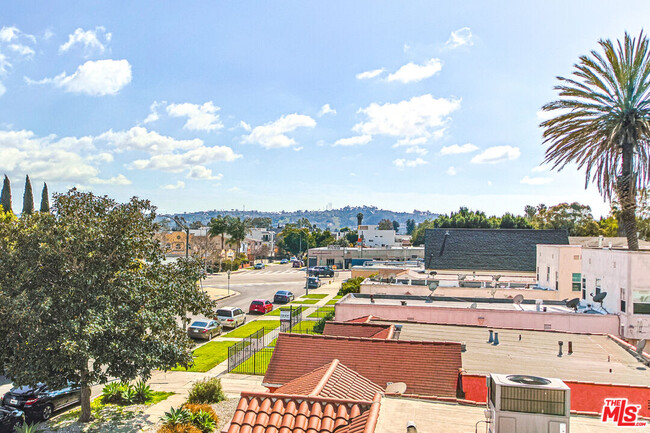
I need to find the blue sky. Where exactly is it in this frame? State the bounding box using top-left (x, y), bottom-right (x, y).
top-left (1, 1), bottom-right (648, 216)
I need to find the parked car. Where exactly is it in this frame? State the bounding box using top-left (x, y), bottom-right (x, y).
top-left (292, 260), bottom-right (303, 268)
top-left (2, 383), bottom-right (81, 421)
top-left (280, 259), bottom-right (289, 264)
top-left (254, 263), bottom-right (265, 269)
top-left (249, 299), bottom-right (273, 314)
top-left (306, 276), bottom-right (321, 289)
top-left (308, 266), bottom-right (334, 277)
top-left (187, 320), bottom-right (222, 340)
top-left (273, 290), bottom-right (294, 304)
top-left (0, 406), bottom-right (23, 432)
top-left (216, 307), bottom-right (246, 328)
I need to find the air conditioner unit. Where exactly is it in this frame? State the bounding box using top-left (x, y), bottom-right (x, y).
top-left (486, 374), bottom-right (570, 433)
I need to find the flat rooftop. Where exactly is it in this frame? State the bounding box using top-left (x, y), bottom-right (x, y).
top-left (343, 295), bottom-right (574, 313)
top-left (375, 398), bottom-right (648, 433)
top-left (374, 321), bottom-right (650, 386)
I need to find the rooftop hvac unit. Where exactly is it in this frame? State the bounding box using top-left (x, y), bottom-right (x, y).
top-left (487, 373), bottom-right (570, 433)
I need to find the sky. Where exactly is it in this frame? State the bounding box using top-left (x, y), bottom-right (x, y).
top-left (1, 1), bottom-right (649, 217)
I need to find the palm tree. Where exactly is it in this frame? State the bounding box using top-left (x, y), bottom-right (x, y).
top-left (356, 212), bottom-right (363, 228)
top-left (541, 31), bottom-right (650, 251)
top-left (227, 217), bottom-right (249, 256)
top-left (208, 215), bottom-right (230, 251)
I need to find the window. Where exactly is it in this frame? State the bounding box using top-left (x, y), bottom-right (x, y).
top-left (546, 266), bottom-right (550, 282)
top-left (620, 288), bottom-right (626, 313)
top-left (536, 267), bottom-right (539, 281)
top-left (573, 255), bottom-right (580, 260)
top-left (326, 258), bottom-right (334, 266)
top-left (632, 291), bottom-right (650, 315)
top-left (595, 278), bottom-right (602, 295)
top-left (572, 273), bottom-right (581, 291)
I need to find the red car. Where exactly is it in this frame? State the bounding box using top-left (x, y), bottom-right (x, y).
top-left (249, 299), bottom-right (273, 314)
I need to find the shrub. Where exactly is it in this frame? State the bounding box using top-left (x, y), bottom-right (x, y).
top-left (337, 276), bottom-right (364, 296)
top-left (161, 407), bottom-right (192, 426)
top-left (13, 423), bottom-right (46, 433)
top-left (313, 311), bottom-right (335, 334)
top-left (157, 423), bottom-right (202, 433)
top-left (101, 382), bottom-right (124, 404)
top-left (102, 380), bottom-right (153, 405)
top-left (134, 380), bottom-right (153, 403)
top-left (187, 377), bottom-right (225, 404)
top-left (183, 404), bottom-right (219, 423)
top-left (120, 385), bottom-right (138, 405)
top-left (191, 411), bottom-right (217, 433)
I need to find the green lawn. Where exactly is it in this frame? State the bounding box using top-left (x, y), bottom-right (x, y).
top-left (291, 321), bottom-right (316, 333)
top-left (300, 294), bottom-right (327, 299)
top-left (333, 295), bottom-right (342, 299)
top-left (265, 306), bottom-right (306, 316)
top-left (290, 299), bottom-right (320, 305)
top-left (54, 392), bottom-right (174, 423)
top-left (223, 320), bottom-right (281, 338)
top-left (172, 340), bottom-right (236, 372)
top-left (326, 299), bottom-right (338, 305)
top-left (308, 307), bottom-right (335, 318)
top-left (231, 348), bottom-right (274, 375)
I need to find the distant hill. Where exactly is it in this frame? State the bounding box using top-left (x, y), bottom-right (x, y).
top-left (160, 206), bottom-right (438, 232)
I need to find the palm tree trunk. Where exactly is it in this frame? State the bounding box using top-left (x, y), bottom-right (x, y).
top-left (617, 142), bottom-right (639, 251)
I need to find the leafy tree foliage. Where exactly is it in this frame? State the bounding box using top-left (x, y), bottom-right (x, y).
top-left (245, 217), bottom-right (272, 228)
top-left (525, 202), bottom-right (600, 235)
top-left (356, 212), bottom-right (363, 227)
top-left (345, 230), bottom-right (359, 245)
top-left (392, 220), bottom-right (400, 232)
top-left (0, 189), bottom-right (214, 422)
top-left (377, 219), bottom-right (393, 230)
top-left (208, 215), bottom-right (231, 249)
top-left (1, 175), bottom-right (12, 214)
top-left (226, 217), bottom-right (248, 253)
top-left (22, 175), bottom-right (34, 215)
top-left (189, 221), bottom-right (204, 229)
top-left (276, 227), bottom-right (313, 256)
top-left (40, 183), bottom-right (50, 213)
top-left (406, 218), bottom-right (416, 235)
top-left (540, 32), bottom-right (650, 250)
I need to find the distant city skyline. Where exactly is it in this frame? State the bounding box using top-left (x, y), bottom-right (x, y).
top-left (2, 1), bottom-right (649, 217)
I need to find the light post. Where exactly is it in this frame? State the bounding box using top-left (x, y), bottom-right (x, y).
top-left (227, 269), bottom-right (231, 295)
top-left (172, 216), bottom-right (190, 258)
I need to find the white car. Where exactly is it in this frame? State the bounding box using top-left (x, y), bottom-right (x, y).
top-left (216, 307), bottom-right (246, 328)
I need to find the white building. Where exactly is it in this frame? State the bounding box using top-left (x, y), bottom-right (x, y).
top-left (358, 225), bottom-right (398, 247)
top-left (246, 227), bottom-right (276, 257)
top-left (581, 248), bottom-right (650, 342)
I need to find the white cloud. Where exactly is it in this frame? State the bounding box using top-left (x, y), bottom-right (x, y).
top-left (59, 27), bottom-right (111, 56)
top-left (356, 68), bottom-right (385, 80)
top-left (243, 113), bottom-right (316, 149)
top-left (333, 135), bottom-right (372, 147)
top-left (228, 187), bottom-right (241, 193)
top-left (143, 101), bottom-right (165, 124)
top-left (9, 44), bottom-right (34, 56)
top-left (293, 146), bottom-right (303, 152)
top-left (521, 176), bottom-right (553, 185)
top-left (99, 126), bottom-right (203, 154)
top-left (90, 174), bottom-right (131, 185)
top-left (387, 58), bottom-right (442, 83)
top-left (0, 27), bottom-right (19, 42)
top-left (405, 145), bottom-right (428, 155)
top-left (446, 166), bottom-right (457, 176)
top-left (27, 59), bottom-right (132, 96)
top-left (162, 181), bottom-right (185, 190)
top-left (440, 143), bottom-right (479, 155)
top-left (239, 121), bottom-right (252, 131)
top-left (87, 152), bottom-right (114, 163)
top-left (187, 165), bottom-right (223, 180)
top-left (166, 101), bottom-right (223, 132)
top-left (393, 157), bottom-right (428, 168)
top-left (43, 29), bottom-right (54, 40)
top-left (353, 94), bottom-right (460, 139)
top-left (532, 165), bottom-right (549, 173)
top-left (445, 27), bottom-right (473, 49)
top-left (318, 104), bottom-right (336, 117)
top-left (0, 82), bottom-right (5, 97)
top-left (471, 145), bottom-right (521, 164)
top-left (130, 145), bottom-right (241, 172)
top-left (393, 137), bottom-right (428, 148)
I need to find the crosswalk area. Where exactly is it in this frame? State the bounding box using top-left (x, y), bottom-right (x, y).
top-left (249, 269), bottom-right (305, 275)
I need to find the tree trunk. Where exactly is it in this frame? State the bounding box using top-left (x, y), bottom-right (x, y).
top-left (79, 383), bottom-right (93, 422)
top-left (618, 141), bottom-right (639, 251)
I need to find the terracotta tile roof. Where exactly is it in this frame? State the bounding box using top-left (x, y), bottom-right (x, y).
top-left (224, 392), bottom-right (381, 433)
top-left (264, 334), bottom-right (462, 397)
top-left (274, 359), bottom-right (384, 401)
top-left (322, 323), bottom-right (393, 339)
top-left (345, 315), bottom-right (373, 323)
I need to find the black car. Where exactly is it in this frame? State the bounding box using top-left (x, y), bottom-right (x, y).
top-left (273, 290), bottom-right (294, 304)
top-left (308, 266), bottom-right (334, 278)
top-left (0, 406), bottom-right (23, 433)
top-left (2, 383), bottom-right (81, 421)
top-left (306, 276), bottom-right (321, 289)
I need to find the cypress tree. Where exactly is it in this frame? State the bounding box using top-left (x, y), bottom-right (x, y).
top-left (22, 175), bottom-right (34, 215)
top-left (40, 183), bottom-right (50, 213)
top-left (1, 175), bottom-right (12, 214)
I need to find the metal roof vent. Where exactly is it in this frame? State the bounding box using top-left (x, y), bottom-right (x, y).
top-left (506, 375), bottom-right (551, 386)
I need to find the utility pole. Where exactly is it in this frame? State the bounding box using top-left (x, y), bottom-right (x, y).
top-left (172, 216), bottom-right (190, 258)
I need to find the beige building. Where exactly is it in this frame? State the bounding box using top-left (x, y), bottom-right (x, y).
top-left (535, 244), bottom-right (583, 300)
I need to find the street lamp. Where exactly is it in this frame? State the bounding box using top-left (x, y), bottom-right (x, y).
top-left (172, 216), bottom-right (190, 258)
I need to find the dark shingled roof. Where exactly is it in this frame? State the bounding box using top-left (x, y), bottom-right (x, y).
top-left (424, 228), bottom-right (568, 272)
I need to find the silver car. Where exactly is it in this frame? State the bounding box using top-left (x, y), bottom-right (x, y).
top-left (216, 307), bottom-right (246, 328)
top-left (187, 320), bottom-right (222, 340)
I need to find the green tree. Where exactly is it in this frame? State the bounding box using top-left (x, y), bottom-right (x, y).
top-left (377, 219), bottom-right (393, 230)
top-left (345, 230), bottom-right (359, 245)
top-left (356, 212), bottom-right (363, 227)
top-left (208, 215), bottom-right (231, 250)
top-left (189, 220), bottom-right (204, 229)
top-left (312, 229), bottom-right (335, 247)
top-left (0, 189), bottom-right (213, 422)
top-left (405, 218), bottom-right (416, 235)
top-left (541, 32), bottom-right (650, 251)
top-left (40, 183), bottom-right (50, 213)
top-left (245, 217), bottom-right (272, 228)
top-left (526, 202), bottom-right (598, 235)
top-left (226, 217), bottom-right (248, 253)
top-left (392, 220), bottom-right (400, 232)
top-left (277, 227), bottom-right (312, 256)
top-left (1, 175), bottom-right (11, 214)
top-left (22, 175), bottom-right (34, 215)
